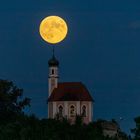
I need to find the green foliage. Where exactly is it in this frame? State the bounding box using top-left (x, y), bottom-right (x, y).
top-left (0, 79), bottom-right (30, 124)
top-left (0, 114), bottom-right (107, 140)
top-left (131, 116), bottom-right (140, 140)
top-left (0, 116), bottom-right (120, 140)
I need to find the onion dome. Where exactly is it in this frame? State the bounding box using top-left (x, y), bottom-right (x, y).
top-left (48, 55), bottom-right (59, 67)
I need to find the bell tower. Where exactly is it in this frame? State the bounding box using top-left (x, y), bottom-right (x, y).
top-left (48, 49), bottom-right (59, 96)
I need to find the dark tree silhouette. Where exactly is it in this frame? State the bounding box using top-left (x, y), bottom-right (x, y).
top-left (131, 116), bottom-right (140, 140)
top-left (0, 79), bottom-right (30, 123)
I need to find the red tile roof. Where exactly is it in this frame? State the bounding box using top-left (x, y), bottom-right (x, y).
top-left (48, 82), bottom-right (93, 102)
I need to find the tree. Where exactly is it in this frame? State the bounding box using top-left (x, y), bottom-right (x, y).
top-left (0, 79), bottom-right (30, 123)
top-left (131, 116), bottom-right (140, 140)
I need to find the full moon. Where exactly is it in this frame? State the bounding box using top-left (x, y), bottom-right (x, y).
top-left (39, 16), bottom-right (68, 44)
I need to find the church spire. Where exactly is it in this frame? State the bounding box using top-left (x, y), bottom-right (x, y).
top-left (48, 47), bottom-right (59, 96)
top-left (52, 46), bottom-right (54, 57)
top-left (48, 47), bottom-right (59, 67)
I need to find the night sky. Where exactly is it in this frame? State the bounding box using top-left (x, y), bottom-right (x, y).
top-left (0, 0), bottom-right (140, 134)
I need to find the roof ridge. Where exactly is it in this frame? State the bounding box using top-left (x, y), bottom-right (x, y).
top-left (48, 82), bottom-right (93, 102)
top-left (58, 82), bottom-right (83, 84)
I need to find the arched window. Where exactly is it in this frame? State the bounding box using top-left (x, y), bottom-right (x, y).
top-left (69, 105), bottom-right (76, 117)
top-left (81, 105), bottom-right (86, 117)
top-left (58, 105), bottom-right (63, 117)
top-left (52, 69), bottom-right (54, 75)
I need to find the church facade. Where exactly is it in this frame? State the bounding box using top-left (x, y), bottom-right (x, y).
top-left (47, 54), bottom-right (94, 124)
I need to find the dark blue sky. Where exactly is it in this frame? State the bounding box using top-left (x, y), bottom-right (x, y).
top-left (0, 0), bottom-right (140, 134)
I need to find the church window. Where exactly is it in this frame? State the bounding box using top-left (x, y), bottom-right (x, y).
top-left (58, 105), bottom-right (63, 117)
top-left (69, 105), bottom-right (76, 117)
top-left (81, 105), bottom-right (86, 117)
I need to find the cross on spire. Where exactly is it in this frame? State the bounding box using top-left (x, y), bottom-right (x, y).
top-left (52, 46), bottom-right (55, 58)
top-left (48, 46), bottom-right (59, 67)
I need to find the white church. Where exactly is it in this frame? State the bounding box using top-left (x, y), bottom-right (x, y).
top-left (47, 53), bottom-right (94, 124)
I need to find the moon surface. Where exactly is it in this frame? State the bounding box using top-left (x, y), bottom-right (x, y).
top-left (39, 16), bottom-right (68, 44)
